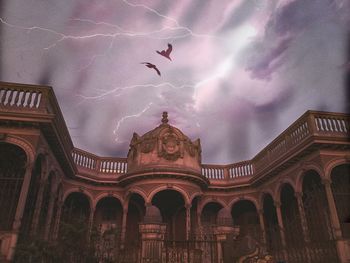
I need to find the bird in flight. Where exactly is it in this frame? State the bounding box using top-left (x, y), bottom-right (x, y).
top-left (141, 62), bottom-right (161, 76)
top-left (156, 43), bottom-right (173, 61)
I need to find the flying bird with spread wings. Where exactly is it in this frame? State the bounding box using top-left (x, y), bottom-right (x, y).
top-left (156, 43), bottom-right (173, 61)
top-left (141, 62), bottom-right (161, 76)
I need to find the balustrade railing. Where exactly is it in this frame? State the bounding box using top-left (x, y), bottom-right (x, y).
top-left (1, 83), bottom-right (348, 183)
top-left (0, 84), bottom-right (49, 112)
top-left (227, 161), bottom-right (254, 178)
top-left (201, 165), bottom-right (225, 180)
top-left (72, 148), bottom-right (127, 176)
top-left (314, 113), bottom-right (349, 134)
top-left (99, 158), bottom-right (128, 174)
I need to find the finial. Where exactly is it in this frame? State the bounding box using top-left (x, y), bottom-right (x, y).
top-left (161, 111), bottom-right (168, 124)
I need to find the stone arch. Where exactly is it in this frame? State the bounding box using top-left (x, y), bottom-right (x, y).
top-left (125, 187), bottom-right (147, 205)
top-left (4, 135), bottom-right (36, 165)
top-left (275, 180), bottom-right (296, 203)
top-left (231, 199), bottom-right (260, 240)
top-left (295, 164), bottom-right (325, 193)
top-left (229, 195), bottom-right (259, 212)
top-left (258, 189), bottom-right (275, 210)
top-left (93, 193), bottom-right (124, 210)
top-left (325, 158), bottom-right (350, 180)
top-left (151, 189), bottom-right (186, 240)
top-left (199, 198), bottom-right (227, 214)
top-left (189, 192), bottom-right (202, 205)
top-left (200, 201), bottom-right (224, 229)
top-left (93, 196), bottom-right (124, 234)
top-left (0, 142), bottom-right (28, 231)
top-left (62, 188), bottom-right (94, 211)
top-left (147, 185), bottom-right (190, 205)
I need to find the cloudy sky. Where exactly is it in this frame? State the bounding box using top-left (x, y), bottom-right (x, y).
top-left (1, 0), bottom-right (349, 164)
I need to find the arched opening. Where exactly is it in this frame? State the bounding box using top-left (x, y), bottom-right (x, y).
top-left (331, 164), bottom-right (350, 238)
top-left (94, 196), bottom-right (123, 233)
top-left (302, 170), bottom-right (331, 241)
top-left (231, 200), bottom-right (260, 241)
top-left (263, 194), bottom-right (280, 252)
top-left (0, 143), bottom-right (27, 231)
top-left (152, 190), bottom-right (185, 240)
top-left (93, 196), bottom-right (123, 261)
top-left (60, 192), bottom-right (90, 231)
top-left (125, 193), bottom-right (145, 244)
top-left (201, 202), bottom-right (223, 237)
top-left (280, 184), bottom-right (303, 245)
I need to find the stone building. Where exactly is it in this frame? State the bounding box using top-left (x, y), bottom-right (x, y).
top-left (0, 81), bottom-right (349, 262)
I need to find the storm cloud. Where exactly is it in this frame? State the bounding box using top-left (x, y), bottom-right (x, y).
top-left (1, 0), bottom-right (349, 163)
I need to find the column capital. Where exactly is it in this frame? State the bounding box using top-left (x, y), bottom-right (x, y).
top-left (294, 191), bottom-right (303, 199)
top-left (185, 203), bottom-right (192, 210)
top-left (321, 178), bottom-right (332, 186)
top-left (274, 201), bottom-right (281, 208)
top-left (258, 209), bottom-right (264, 215)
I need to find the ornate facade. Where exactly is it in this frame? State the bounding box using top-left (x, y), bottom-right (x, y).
top-left (0, 81), bottom-right (349, 263)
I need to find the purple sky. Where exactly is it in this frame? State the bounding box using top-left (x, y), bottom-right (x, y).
top-left (1, 0), bottom-right (349, 164)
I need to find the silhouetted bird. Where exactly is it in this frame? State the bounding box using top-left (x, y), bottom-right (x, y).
top-left (156, 43), bottom-right (172, 61)
top-left (141, 62), bottom-right (161, 76)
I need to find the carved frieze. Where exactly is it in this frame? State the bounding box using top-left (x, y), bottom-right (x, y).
top-left (159, 130), bottom-right (181, 161)
top-left (140, 138), bottom-right (156, 153)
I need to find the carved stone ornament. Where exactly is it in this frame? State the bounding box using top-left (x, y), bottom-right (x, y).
top-left (160, 132), bottom-right (181, 161)
top-left (128, 133), bottom-right (140, 160)
top-left (185, 141), bottom-right (196, 157)
top-left (140, 138), bottom-right (156, 153)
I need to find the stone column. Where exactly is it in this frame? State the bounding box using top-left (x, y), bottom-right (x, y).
top-left (322, 178), bottom-right (350, 263)
top-left (274, 201), bottom-right (286, 247)
top-left (322, 179), bottom-right (342, 238)
top-left (139, 223), bottom-right (166, 262)
top-left (53, 200), bottom-right (63, 240)
top-left (7, 162), bottom-right (33, 261)
top-left (258, 209), bottom-right (267, 249)
top-left (31, 178), bottom-right (47, 233)
top-left (44, 191), bottom-right (57, 240)
top-left (186, 204), bottom-right (191, 240)
top-left (88, 207), bottom-right (95, 234)
top-left (120, 205), bottom-right (128, 248)
top-left (214, 225), bottom-right (239, 263)
top-left (294, 192), bottom-right (310, 242)
top-left (197, 205), bottom-right (203, 239)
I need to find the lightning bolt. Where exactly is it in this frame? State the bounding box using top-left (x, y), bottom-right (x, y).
top-left (0, 15), bottom-right (216, 72)
top-left (77, 82), bottom-right (194, 101)
top-left (120, 0), bottom-right (217, 39)
top-left (113, 102), bottom-right (153, 142)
